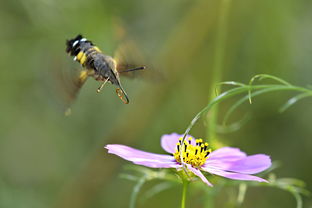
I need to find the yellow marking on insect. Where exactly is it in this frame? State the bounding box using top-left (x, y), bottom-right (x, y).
top-left (79, 70), bottom-right (89, 80)
top-left (80, 53), bottom-right (87, 65)
top-left (93, 46), bottom-right (101, 52)
top-left (76, 51), bottom-right (84, 61)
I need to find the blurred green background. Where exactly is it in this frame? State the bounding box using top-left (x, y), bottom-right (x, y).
top-left (1, 0), bottom-right (312, 207)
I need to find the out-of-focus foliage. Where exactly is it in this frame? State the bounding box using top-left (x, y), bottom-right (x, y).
top-left (0, 0), bottom-right (311, 207)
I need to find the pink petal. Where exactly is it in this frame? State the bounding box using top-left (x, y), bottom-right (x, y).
top-left (203, 167), bottom-right (268, 182)
top-left (203, 147), bottom-right (271, 183)
top-left (206, 147), bottom-right (271, 174)
top-left (160, 133), bottom-right (195, 154)
top-left (187, 165), bottom-right (213, 186)
top-left (208, 147), bottom-right (247, 161)
top-left (105, 144), bottom-right (179, 168)
top-left (207, 154), bottom-right (271, 174)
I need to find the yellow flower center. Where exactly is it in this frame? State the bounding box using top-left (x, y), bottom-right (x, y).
top-left (173, 137), bottom-right (211, 168)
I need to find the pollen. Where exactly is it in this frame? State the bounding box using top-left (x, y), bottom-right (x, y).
top-left (173, 137), bottom-right (211, 168)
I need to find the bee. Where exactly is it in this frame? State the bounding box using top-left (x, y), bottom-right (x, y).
top-left (65, 34), bottom-right (146, 104)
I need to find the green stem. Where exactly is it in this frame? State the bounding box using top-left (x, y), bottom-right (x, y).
top-left (129, 176), bottom-right (146, 208)
top-left (236, 183), bottom-right (247, 207)
top-left (181, 180), bottom-right (189, 208)
top-left (207, 0), bottom-right (232, 143)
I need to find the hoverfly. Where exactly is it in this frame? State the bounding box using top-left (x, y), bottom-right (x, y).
top-left (65, 34), bottom-right (146, 105)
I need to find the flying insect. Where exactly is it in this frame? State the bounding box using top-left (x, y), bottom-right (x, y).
top-left (65, 34), bottom-right (146, 104)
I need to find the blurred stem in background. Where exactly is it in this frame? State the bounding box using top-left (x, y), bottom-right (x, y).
top-left (207, 0), bottom-right (232, 145)
top-left (206, 0), bottom-right (232, 207)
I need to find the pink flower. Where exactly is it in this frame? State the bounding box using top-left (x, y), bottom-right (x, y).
top-left (105, 133), bottom-right (271, 186)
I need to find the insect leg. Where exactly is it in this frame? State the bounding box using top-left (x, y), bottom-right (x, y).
top-left (116, 86), bottom-right (129, 104)
top-left (96, 78), bottom-right (110, 93)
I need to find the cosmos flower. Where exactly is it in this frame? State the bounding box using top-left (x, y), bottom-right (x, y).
top-left (105, 133), bottom-right (271, 186)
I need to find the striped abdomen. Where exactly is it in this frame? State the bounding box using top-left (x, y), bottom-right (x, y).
top-left (66, 34), bottom-right (102, 67)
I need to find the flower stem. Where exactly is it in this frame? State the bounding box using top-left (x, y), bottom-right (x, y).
top-left (236, 183), bottom-right (247, 206)
top-left (181, 180), bottom-right (189, 208)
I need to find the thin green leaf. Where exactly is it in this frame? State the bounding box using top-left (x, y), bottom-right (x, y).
top-left (123, 165), bottom-right (180, 183)
top-left (120, 174), bottom-right (139, 182)
top-left (279, 92), bottom-right (312, 113)
top-left (276, 178), bottom-right (306, 188)
top-left (184, 86), bottom-right (249, 136)
top-left (266, 176), bottom-right (309, 208)
top-left (223, 86), bottom-right (291, 125)
top-left (234, 175), bottom-right (308, 208)
top-left (248, 74), bottom-right (292, 103)
top-left (184, 83), bottom-right (311, 141)
top-left (217, 113), bottom-right (251, 134)
top-left (215, 81), bottom-right (246, 96)
top-left (141, 182), bottom-right (175, 202)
